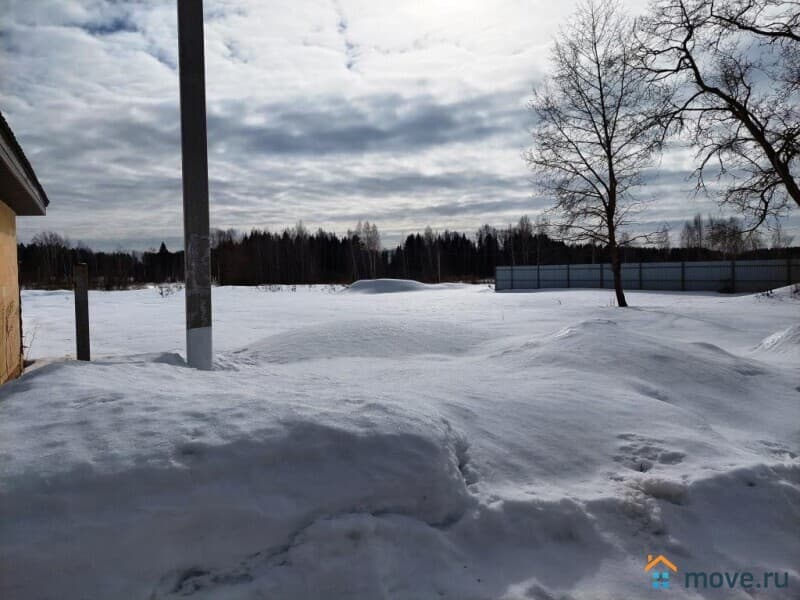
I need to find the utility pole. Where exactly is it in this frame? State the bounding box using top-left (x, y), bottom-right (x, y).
top-left (177, 0), bottom-right (212, 369)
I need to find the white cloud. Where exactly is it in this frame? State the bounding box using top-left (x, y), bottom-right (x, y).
top-left (2, 0), bottom-right (795, 250)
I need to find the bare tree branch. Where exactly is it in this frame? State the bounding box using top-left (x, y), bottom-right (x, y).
top-left (641, 0), bottom-right (800, 230)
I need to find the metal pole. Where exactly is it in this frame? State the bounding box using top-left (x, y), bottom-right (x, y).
top-left (74, 263), bottom-right (90, 361)
top-left (177, 0), bottom-right (212, 370)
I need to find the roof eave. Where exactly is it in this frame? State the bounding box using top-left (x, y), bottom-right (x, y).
top-left (0, 134), bottom-right (47, 216)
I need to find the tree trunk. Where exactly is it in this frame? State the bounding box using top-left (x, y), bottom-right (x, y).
top-left (609, 243), bottom-right (628, 307)
top-left (350, 242), bottom-right (359, 281)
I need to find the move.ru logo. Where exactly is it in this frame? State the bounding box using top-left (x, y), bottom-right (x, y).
top-left (644, 554), bottom-right (790, 591)
top-left (645, 554), bottom-right (678, 590)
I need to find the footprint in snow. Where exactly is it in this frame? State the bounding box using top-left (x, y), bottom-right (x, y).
top-left (614, 433), bottom-right (686, 472)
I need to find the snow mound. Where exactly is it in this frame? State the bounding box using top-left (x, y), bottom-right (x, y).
top-left (150, 462), bottom-right (800, 599)
top-left (489, 316), bottom-right (797, 438)
top-left (0, 361), bottom-right (474, 599)
top-left (241, 319), bottom-right (486, 363)
top-left (7, 286), bottom-right (800, 599)
top-left (151, 496), bottom-right (613, 600)
top-left (345, 279), bottom-right (435, 293)
top-left (750, 284), bottom-right (800, 302)
top-left (753, 324), bottom-right (800, 360)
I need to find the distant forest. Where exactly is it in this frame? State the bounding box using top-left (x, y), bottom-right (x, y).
top-left (17, 215), bottom-right (798, 289)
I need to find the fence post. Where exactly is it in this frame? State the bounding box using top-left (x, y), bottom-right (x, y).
top-left (510, 266), bottom-right (514, 290)
top-left (74, 263), bottom-right (90, 361)
top-left (600, 262), bottom-right (604, 288)
top-left (731, 259), bottom-right (736, 293)
top-left (567, 262), bottom-right (571, 288)
top-left (537, 263), bottom-right (540, 289)
top-left (638, 262), bottom-right (643, 290)
top-left (788, 257), bottom-right (792, 286)
top-left (680, 261), bottom-right (686, 292)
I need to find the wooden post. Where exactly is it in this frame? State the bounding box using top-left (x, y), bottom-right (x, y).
top-left (178, 0), bottom-right (213, 370)
top-left (74, 263), bottom-right (90, 361)
top-left (680, 261), bottom-right (685, 292)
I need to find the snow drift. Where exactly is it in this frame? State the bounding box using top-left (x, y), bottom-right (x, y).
top-left (753, 323), bottom-right (800, 363)
top-left (345, 279), bottom-right (464, 294)
top-left (242, 318), bottom-right (487, 363)
top-left (1, 286), bottom-right (798, 599)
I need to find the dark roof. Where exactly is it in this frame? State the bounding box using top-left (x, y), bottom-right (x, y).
top-left (0, 109), bottom-right (49, 214)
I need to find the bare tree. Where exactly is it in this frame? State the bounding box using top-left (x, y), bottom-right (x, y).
top-left (680, 213), bottom-right (706, 256)
top-left (30, 231), bottom-right (71, 284)
top-left (770, 220), bottom-right (795, 252)
top-left (641, 0), bottom-right (800, 228)
top-left (680, 213), bottom-right (764, 257)
top-left (422, 226), bottom-right (441, 281)
top-left (347, 221), bottom-right (382, 279)
top-left (655, 224), bottom-right (672, 257)
top-left (526, 0), bottom-right (667, 307)
top-left (534, 214), bottom-right (550, 265)
top-left (705, 0), bottom-right (799, 42)
top-left (363, 221), bottom-right (381, 278)
top-left (707, 215), bottom-right (746, 257)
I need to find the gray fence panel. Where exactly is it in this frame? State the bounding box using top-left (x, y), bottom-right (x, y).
top-left (495, 266), bottom-right (513, 291)
top-left (683, 261), bottom-right (733, 291)
top-left (602, 264), bottom-right (614, 289)
top-left (620, 264), bottom-right (641, 289)
top-left (734, 259), bottom-right (791, 293)
top-left (513, 266), bottom-right (537, 290)
top-left (641, 262), bottom-right (683, 291)
top-left (539, 265), bottom-right (568, 288)
top-left (496, 259), bottom-right (799, 293)
top-left (569, 264), bottom-right (602, 288)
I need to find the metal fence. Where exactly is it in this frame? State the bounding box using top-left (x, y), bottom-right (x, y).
top-left (495, 258), bottom-right (800, 293)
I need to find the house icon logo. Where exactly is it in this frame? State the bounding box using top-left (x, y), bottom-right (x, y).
top-left (645, 554), bottom-right (678, 590)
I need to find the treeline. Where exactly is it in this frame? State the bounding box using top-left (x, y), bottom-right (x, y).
top-left (17, 216), bottom-right (797, 289)
top-left (18, 232), bottom-right (183, 290)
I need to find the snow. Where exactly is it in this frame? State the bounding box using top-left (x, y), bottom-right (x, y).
top-left (2, 282), bottom-right (799, 599)
top-left (345, 278), bottom-right (435, 293)
top-left (754, 323), bottom-right (800, 363)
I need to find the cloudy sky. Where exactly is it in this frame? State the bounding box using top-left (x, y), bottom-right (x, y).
top-left (1, 0), bottom-right (795, 250)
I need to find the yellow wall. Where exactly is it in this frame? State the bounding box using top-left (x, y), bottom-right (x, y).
top-left (0, 200), bottom-right (22, 384)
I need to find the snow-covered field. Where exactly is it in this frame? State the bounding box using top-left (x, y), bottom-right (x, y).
top-left (2, 282), bottom-right (798, 599)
